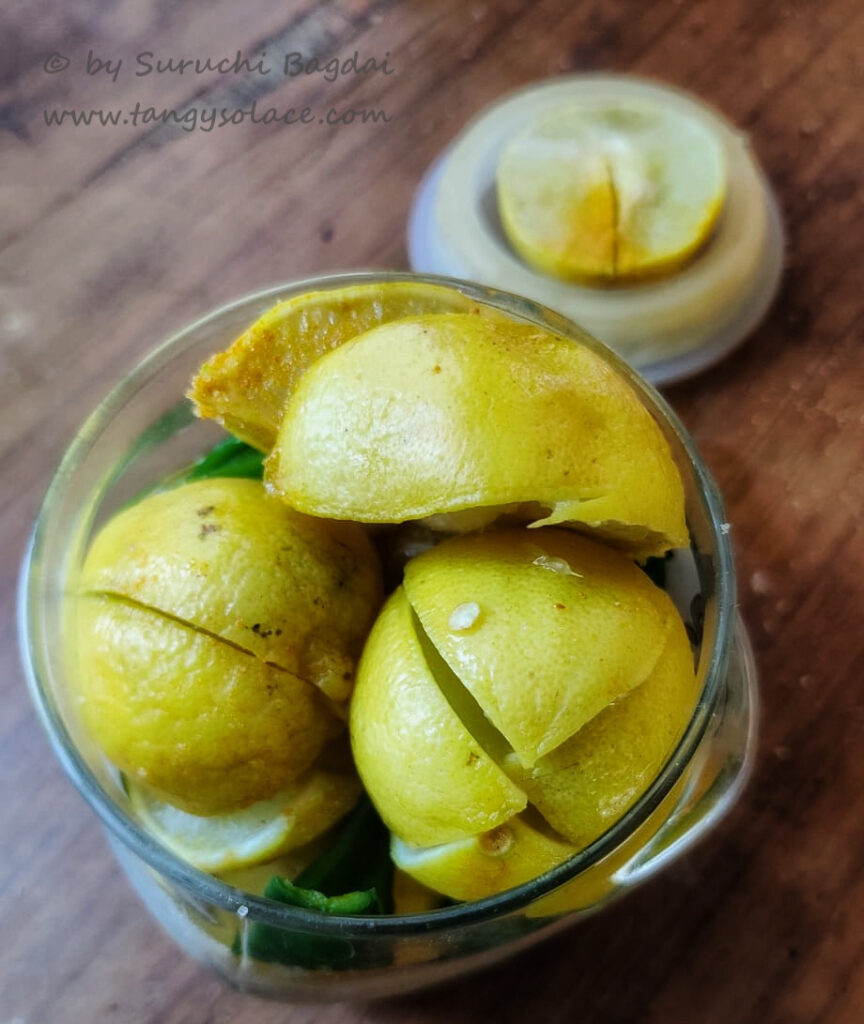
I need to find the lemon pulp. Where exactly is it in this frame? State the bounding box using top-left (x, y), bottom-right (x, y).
top-left (497, 100), bottom-right (726, 282)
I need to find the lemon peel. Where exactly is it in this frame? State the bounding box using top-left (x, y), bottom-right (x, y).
top-left (75, 594), bottom-right (339, 815)
top-left (80, 477), bottom-right (382, 702)
top-left (188, 281), bottom-right (503, 451)
top-left (268, 313), bottom-right (688, 559)
top-left (127, 767), bottom-right (363, 872)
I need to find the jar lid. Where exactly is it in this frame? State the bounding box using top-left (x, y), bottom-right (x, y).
top-left (408, 74), bottom-right (784, 386)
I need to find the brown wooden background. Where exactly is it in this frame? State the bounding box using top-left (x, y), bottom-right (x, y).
top-left (1, 1), bottom-right (863, 1021)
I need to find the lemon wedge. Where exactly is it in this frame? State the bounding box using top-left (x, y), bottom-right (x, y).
top-left (503, 612), bottom-right (698, 847)
top-left (268, 313), bottom-right (687, 558)
top-left (403, 530), bottom-right (675, 766)
top-left (80, 478), bottom-right (383, 702)
top-left (188, 281), bottom-right (501, 451)
top-left (390, 815), bottom-right (579, 904)
top-left (351, 528), bottom-right (698, 902)
top-left (76, 594), bottom-right (341, 815)
top-left (350, 588), bottom-right (527, 847)
top-left (127, 768), bottom-right (362, 872)
top-left (497, 101), bottom-right (726, 283)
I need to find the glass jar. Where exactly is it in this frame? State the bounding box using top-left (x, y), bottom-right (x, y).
top-left (18, 272), bottom-right (757, 1001)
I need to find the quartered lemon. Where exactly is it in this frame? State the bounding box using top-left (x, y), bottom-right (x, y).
top-left (81, 478), bottom-right (383, 702)
top-left (188, 282), bottom-right (501, 451)
top-left (402, 530), bottom-right (675, 766)
top-left (350, 588), bottom-right (526, 847)
top-left (267, 313), bottom-right (687, 559)
top-left (127, 765), bottom-right (363, 872)
top-left (74, 477), bottom-right (383, 815)
top-left (391, 814), bottom-right (580, 905)
top-left (351, 528), bottom-right (698, 902)
top-left (502, 611), bottom-right (698, 848)
top-left (497, 101), bottom-right (726, 282)
top-left (76, 594), bottom-right (340, 814)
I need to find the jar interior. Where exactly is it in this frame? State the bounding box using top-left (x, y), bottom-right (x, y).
top-left (21, 272), bottom-right (734, 938)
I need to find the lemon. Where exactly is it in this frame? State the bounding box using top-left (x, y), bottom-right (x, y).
top-left (127, 766), bottom-right (362, 872)
top-left (403, 530), bottom-right (675, 766)
top-left (392, 785), bottom-right (688, 915)
top-left (350, 528), bottom-right (698, 902)
top-left (81, 478), bottom-right (382, 702)
top-left (497, 101), bottom-right (726, 282)
top-left (75, 595), bottom-right (340, 814)
top-left (268, 313), bottom-right (687, 559)
top-left (503, 611), bottom-right (698, 847)
top-left (188, 282), bottom-right (502, 451)
top-left (391, 814), bottom-right (579, 904)
top-left (75, 477), bottom-right (383, 815)
top-left (350, 588), bottom-right (526, 846)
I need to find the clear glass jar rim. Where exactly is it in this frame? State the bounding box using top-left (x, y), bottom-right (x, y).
top-left (19, 270), bottom-right (736, 936)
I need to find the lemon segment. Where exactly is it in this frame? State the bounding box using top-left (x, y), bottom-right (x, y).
top-left (127, 767), bottom-right (363, 872)
top-left (391, 814), bottom-right (579, 904)
top-left (350, 588), bottom-right (527, 847)
top-left (497, 103), bottom-right (726, 283)
top-left (75, 594), bottom-right (340, 815)
top-left (504, 613), bottom-right (698, 846)
top-left (403, 529), bottom-right (674, 766)
top-left (268, 313), bottom-right (688, 559)
top-left (80, 478), bottom-right (382, 702)
top-left (188, 282), bottom-right (503, 451)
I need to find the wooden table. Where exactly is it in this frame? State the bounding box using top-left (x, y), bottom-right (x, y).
top-left (2, 1), bottom-right (862, 1021)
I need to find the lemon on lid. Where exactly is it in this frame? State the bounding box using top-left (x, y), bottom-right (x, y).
top-left (126, 765), bottom-right (363, 872)
top-left (267, 313), bottom-right (687, 558)
top-left (81, 478), bottom-right (383, 702)
top-left (497, 101), bottom-right (726, 283)
top-left (188, 281), bottom-right (502, 451)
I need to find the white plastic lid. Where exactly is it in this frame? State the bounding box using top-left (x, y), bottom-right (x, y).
top-left (408, 75), bottom-right (784, 386)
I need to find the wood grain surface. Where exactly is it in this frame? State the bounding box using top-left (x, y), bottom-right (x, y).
top-left (1, 1), bottom-right (862, 1021)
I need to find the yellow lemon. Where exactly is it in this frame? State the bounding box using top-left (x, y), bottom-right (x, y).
top-left (497, 102), bottom-right (726, 282)
top-left (391, 815), bottom-right (579, 904)
top-left (188, 282), bottom-right (501, 451)
top-left (267, 314), bottom-right (687, 559)
top-left (75, 595), bottom-right (340, 814)
top-left (351, 529), bottom-right (698, 902)
top-left (350, 588), bottom-right (526, 847)
top-left (503, 611), bottom-right (698, 847)
top-left (127, 765), bottom-right (363, 872)
top-left (403, 529), bottom-right (675, 766)
top-left (81, 478), bottom-right (383, 702)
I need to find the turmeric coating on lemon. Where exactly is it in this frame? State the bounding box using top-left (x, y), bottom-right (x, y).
top-left (352, 529), bottom-right (698, 903)
top-left (188, 282), bottom-right (502, 451)
top-left (497, 103), bottom-right (726, 283)
top-left (74, 478), bottom-right (382, 819)
top-left (267, 313), bottom-right (688, 559)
